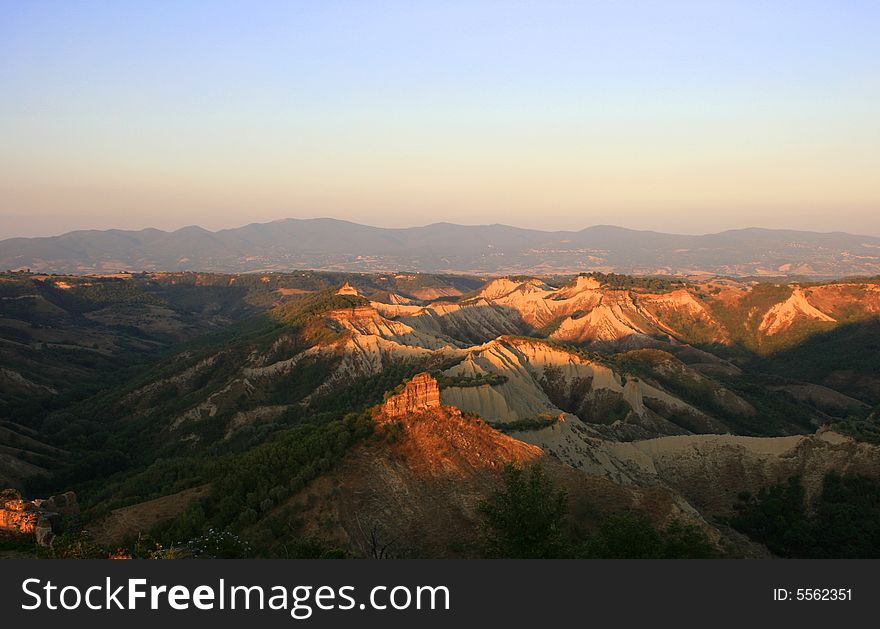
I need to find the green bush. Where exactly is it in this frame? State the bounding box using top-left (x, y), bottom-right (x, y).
top-left (187, 529), bottom-right (252, 559)
top-left (435, 372), bottom-right (509, 389)
top-left (831, 409), bottom-right (880, 444)
top-left (51, 529), bottom-right (106, 559)
top-left (577, 511), bottom-right (715, 558)
top-left (489, 416), bottom-right (558, 433)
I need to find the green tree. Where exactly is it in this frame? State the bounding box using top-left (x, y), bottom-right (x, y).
top-left (479, 464), bottom-right (569, 558)
top-left (730, 476), bottom-right (814, 557)
top-left (731, 474), bottom-right (880, 558)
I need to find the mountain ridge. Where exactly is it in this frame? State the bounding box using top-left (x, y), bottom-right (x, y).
top-left (4, 218), bottom-right (880, 277)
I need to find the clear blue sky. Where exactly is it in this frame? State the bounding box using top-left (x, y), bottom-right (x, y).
top-left (1, 0), bottom-right (878, 237)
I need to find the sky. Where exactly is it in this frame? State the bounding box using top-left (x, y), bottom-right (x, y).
top-left (1, 0), bottom-right (879, 238)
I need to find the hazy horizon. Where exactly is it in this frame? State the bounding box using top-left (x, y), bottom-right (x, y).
top-left (5, 215), bottom-right (880, 241)
top-left (2, 1), bottom-right (878, 239)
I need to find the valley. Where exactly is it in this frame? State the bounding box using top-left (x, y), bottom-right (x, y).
top-left (2, 269), bottom-right (880, 558)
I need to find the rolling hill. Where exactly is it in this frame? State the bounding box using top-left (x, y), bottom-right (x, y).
top-left (3, 269), bottom-right (880, 558)
top-left (3, 219), bottom-right (880, 277)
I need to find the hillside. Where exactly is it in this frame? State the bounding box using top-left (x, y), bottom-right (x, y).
top-left (0, 271), bottom-right (479, 488)
top-left (3, 270), bottom-right (880, 557)
top-left (4, 219), bottom-right (880, 277)
top-left (80, 374), bottom-right (713, 557)
top-left (275, 374), bottom-right (708, 558)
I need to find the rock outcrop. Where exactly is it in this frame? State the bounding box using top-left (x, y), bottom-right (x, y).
top-left (382, 373), bottom-right (441, 417)
top-left (336, 282), bottom-right (360, 296)
top-left (0, 489), bottom-right (79, 547)
top-left (33, 491), bottom-right (79, 518)
top-left (0, 490), bottom-right (43, 535)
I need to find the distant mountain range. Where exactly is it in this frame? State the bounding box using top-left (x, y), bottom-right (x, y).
top-left (2, 218), bottom-right (879, 277)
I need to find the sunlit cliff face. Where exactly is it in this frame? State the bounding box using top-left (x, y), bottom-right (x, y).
top-left (381, 373), bottom-right (441, 418)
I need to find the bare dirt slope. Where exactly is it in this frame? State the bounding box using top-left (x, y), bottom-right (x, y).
top-left (516, 425), bottom-right (880, 517)
top-left (88, 485), bottom-right (211, 546)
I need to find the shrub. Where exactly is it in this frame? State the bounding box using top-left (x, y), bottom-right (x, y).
top-left (52, 529), bottom-right (105, 559)
top-left (187, 529), bottom-right (253, 559)
top-left (578, 511), bottom-right (715, 558)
